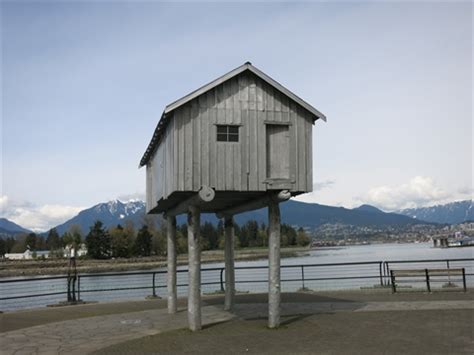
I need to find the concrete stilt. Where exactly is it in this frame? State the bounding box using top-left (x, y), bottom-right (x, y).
top-left (268, 199), bottom-right (281, 328)
top-left (224, 216), bottom-right (235, 311)
top-left (166, 215), bottom-right (177, 314)
top-left (187, 206), bottom-right (201, 331)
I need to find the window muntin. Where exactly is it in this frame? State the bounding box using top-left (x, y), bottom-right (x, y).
top-left (216, 125), bottom-right (239, 142)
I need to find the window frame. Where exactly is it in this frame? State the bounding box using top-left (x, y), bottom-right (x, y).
top-left (215, 124), bottom-right (240, 143)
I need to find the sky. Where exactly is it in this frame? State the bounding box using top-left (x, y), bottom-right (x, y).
top-left (1, 1), bottom-right (472, 231)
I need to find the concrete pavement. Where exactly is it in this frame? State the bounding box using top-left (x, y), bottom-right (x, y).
top-left (1, 291), bottom-right (473, 354)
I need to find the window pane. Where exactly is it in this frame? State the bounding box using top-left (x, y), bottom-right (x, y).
top-left (217, 133), bottom-right (228, 141)
top-left (217, 126), bottom-right (227, 134)
top-left (228, 134), bottom-right (239, 142)
top-left (229, 126), bottom-right (239, 134)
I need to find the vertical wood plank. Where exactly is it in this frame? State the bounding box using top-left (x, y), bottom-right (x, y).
top-left (257, 111), bottom-right (266, 190)
top-left (306, 112), bottom-right (313, 191)
top-left (248, 109), bottom-right (258, 190)
top-left (217, 143), bottom-right (225, 190)
top-left (267, 85), bottom-right (274, 111)
top-left (184, 105), bottom-right (193, 190)
top-left (201, 106), bottom-right (210, 187)
top-left (225, 144), bottom-right (234, 190)
top-left (241, 109), bottom-right (248, 190)
top-left (290, 101), bottom-right (298, 190)
top-left (297, 106), bottom-right (306, 190)
top-left (256, 78), bottom-right (264, 111)
top-left (233, 143), bottom-right (241, 190)
top-left (192, 100), bottom-right (201, 190)
top-left (239, 73), bottom-right (249, 110)
top-left (249, 74), bottom-right (256, 110)
top-left (178, 109), bottom-right (185, 191)
top-left (209, 108), bottom-right (217, 188)
top-left (216, 83), bottom-right (225, 109)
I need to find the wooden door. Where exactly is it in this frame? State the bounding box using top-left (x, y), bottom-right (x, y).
top-left (266, 124), bottom-right (290, 179)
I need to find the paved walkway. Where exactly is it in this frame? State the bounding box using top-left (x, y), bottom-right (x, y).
top-left (1, 305), bottom-right (234, 355)
top-left (1, 292), bottom-right (472, 354)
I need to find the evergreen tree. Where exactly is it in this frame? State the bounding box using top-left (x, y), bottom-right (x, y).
top-left (25, 233), bottom-right (37, 251)
top-left (135, 225), bottom-right (152, 257)
top-left (46, 228), bottom-right (61, 251)
top-left (85, 221), bottom-right (111, 259)
top-left (296, 227), bottom-right (311, 246)
top-left (110, 224), bottom-right (133, 258)
top-left (0, 238), bottom-right (6, 258)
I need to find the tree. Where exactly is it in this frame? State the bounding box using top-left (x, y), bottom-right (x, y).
top-left (25, 232), bottom-right (37, 251)
top-left (110, 224), bottom-right (133, 258)
top-left (68, 224), bottom-right (83, 246)
top-left (176, 229), bottom-right (188, 254)
top-left (85, 221), bottom-right (111, 259)
top-left (134, 225), bottom-right (152, 257)
top-left (46, 228), bottom-right (61, 251)
top-left (0, 238), bottom-right (6, 258)
top-left (296, 227), bottom-right (311, 246)
top-left (152, 228), bottom-right (167, 256)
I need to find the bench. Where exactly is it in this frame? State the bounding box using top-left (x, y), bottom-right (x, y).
top-left (390, 268), bottom-right (467, 293)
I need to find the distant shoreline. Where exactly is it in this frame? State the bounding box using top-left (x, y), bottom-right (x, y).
top-left (0, 247), bottom-right (309, 278)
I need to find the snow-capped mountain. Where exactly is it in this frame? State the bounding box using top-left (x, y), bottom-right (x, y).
top-left (50, 199), bottom-right (429, 236)
top-left (51, 199), bottom-right (150, 235)
top-left (398, 200), bottom-right (473, 224)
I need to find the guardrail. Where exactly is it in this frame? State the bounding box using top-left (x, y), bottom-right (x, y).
top-left (1, 258), bottom-right (472, 311)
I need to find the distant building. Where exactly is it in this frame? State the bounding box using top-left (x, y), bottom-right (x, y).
top-left (63, 243), bottom-right (88, 258)
top-left (5, 249), bottom-right (50, 260)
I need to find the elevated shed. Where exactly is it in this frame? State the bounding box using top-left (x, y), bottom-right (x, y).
top-left (140, 62), bottom-right (325, 330)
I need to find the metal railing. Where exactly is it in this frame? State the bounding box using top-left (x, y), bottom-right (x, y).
top-left (1, 258), bottom-right (472, 311)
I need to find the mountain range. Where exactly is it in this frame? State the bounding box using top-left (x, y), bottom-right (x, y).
top-left (0, 218), bottom-right (32, 236)
top-left (398, 200), bottom-right (473, 224)
top-left (1, 199), bottom-right (472, 237)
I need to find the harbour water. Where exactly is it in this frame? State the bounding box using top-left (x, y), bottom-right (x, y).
top-left (1, 243), bottom-right (472, 311)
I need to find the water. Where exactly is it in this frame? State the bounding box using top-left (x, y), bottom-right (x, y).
top-left (1, 243), bottom-right (472, 311)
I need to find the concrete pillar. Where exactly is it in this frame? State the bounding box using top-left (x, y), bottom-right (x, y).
top-left (187, 205), bottom-right (201, 331)
top-left (166, 215), bottom-right (177, 314)
top-left (224, 216), bottom-right (235, 311)
top-left (268, 199), bottom-right (281, 328)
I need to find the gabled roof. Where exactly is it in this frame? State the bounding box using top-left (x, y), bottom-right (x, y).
top-left (139, 62), bottom-right (326, 167)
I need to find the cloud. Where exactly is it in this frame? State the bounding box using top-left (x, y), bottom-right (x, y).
top-left (313, 180), bottom-right (335, 191)
top-left (361, 176), bottom-right (450, 211)
top-left (116, 192), bottom-right (145, 202)
top-left (457, 186), bottom-right (474, 198)
top-left (0, 195), bottom-right (9, 213)
top-left (0, 195), bottom-right (84, 232)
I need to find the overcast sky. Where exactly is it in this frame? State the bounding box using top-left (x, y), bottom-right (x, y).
top-left (1, 1), bottom-right (472, 231)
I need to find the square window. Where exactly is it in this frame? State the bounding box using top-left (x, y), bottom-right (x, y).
top-left (216, 125), bottom-right (239, 142)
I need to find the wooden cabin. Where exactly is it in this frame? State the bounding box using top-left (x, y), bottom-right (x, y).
top-left (139, 62), bottom-right (325, 331)
top-left (140, 62), bottom-right (326, 214)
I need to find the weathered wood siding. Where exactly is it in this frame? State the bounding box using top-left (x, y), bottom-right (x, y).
top-left (147, 118), bottom-right (176, 209)
top-left (147, 71), bottom-right (313, 204)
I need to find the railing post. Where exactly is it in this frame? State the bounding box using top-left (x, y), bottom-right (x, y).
top-left (152, 272), bottom-right (157, 297)
top-left (390, 270), bottom-right (396, 293)
top-left (379, 262), bottom-right (383, 286)
top-left (220, 268), bottom-right (225, 292)
top-left (77, 275), bottom-right (81, 301)
top-left (425, 269), bottom-right (431, 292)
top-left (386, 262), bottom-right (391, 285)
top-left (301, 265), bottom-right (305, 289)
top-left (462, 268), bottom-right (467, 292)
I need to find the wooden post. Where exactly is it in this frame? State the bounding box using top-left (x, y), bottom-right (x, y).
top-left (187, 205), bottom-right (201, 331)
top-left (268, 198), bottom-right (281, 328)
top-left (224, 216), bottom-right (235, 311)
top-left (167, 215), bottom-right (177, 314)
